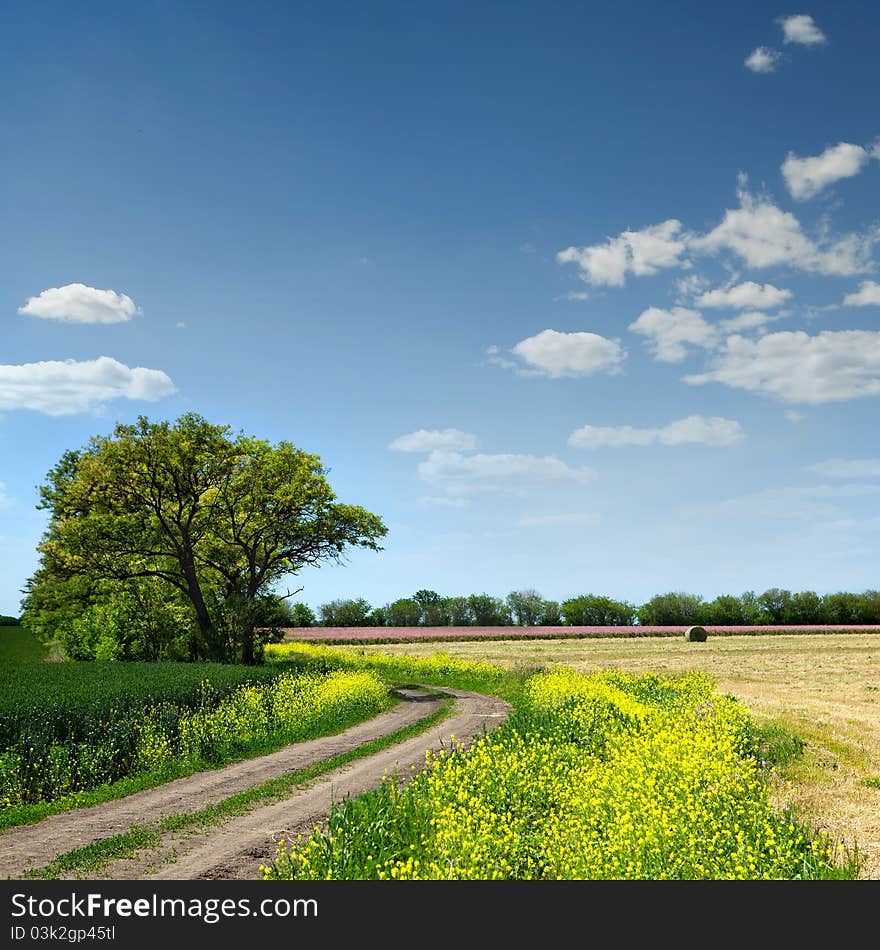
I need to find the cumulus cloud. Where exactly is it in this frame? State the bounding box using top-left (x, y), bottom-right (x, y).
top-left (418, 450), bottom-right (595, 496)
top-left (745, 47), bottom-right (781, 73)
top-left (696, 281), bottom-right (792, 310)
top-left (18, 284), bottom-right (141, 324)
top-left (782, 143), bottom-right (871, 200)
top-left (389, 429), bottom-right (478, 453)
top-left (628, 307), bottom-right (718, 363)
top-left (780, 14), bottom-right (827, 46)
top-left (806, 458), bottom-right (880, 479)
top-left (556, 220), bottom-right (689, 287)
top-left (675, 274), bottom-right (709, 300)
top-left (691, 182), bottom-right (877, 275)
top-left (506, 329), bottom-right (626, 378)
top-left (718, 311), bottom-right (779, 333)
top-left (0, 357), bottom-right (176, 415)
top-left (683, 330), bottom-right (880, 404)
top-left (843, 280), bottom-right (880, 307)
top-left (568, 415), bottom-right (744, 449)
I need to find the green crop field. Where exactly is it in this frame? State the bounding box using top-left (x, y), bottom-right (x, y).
top-left (0, 626), bottom-right (394, 828)
top-left (0, 624), bottom-right (48, 664)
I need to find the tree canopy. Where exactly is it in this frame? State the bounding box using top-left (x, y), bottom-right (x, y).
top-left (27, 413), bottom-right (387, 663)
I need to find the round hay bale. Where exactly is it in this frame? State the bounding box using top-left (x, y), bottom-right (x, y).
top-left (684, 625), bottom-right (707, 642)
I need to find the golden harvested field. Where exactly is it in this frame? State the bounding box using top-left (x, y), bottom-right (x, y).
top-left (354, 633), bottom-right (880, 879)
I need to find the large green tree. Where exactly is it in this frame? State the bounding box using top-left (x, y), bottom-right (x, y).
top-left (31, 413), bottom-right (387, 663)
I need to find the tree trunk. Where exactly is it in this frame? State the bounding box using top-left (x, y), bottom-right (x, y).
top-left (181, 560), bottom-right (227, 662)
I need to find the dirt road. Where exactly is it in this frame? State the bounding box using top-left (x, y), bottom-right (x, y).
top-left (2, 687), bottom-right (511, 881)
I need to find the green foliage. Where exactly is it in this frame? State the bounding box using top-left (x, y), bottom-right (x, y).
top-left (0, 615), bottom-right (20, 626)
top-left (637, 591), bottom-right (704, 626)
top-left (288, 603), bottom-right (317, 627)
top-left (561, 594), bottom-right (637, 626)
top-left (304, 587), bottom-right (880, 628)
top-left (386, 598), bottom-right (422, 626)
top-left (443, 596), bottom-right (471, 626)
top-left (319, 597), bottom-right (375, 626)
top-left (467, 593), bottom-right (512, 626)
top-left (538, 599), bottom-right (563, 625)
top-left (26, 413), bottom-right (387, 664)
top-left (756, 588), bottom-right (792, 624)
top-left (505, 589), bottom-right (544, 626)
top-left (700, 593), bottom-right (761, 625)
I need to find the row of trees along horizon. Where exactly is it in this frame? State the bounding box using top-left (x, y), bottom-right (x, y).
top-left (306, 588), bottom-right (880, 629)
top-left (11, 412), bottom-right (880, 667)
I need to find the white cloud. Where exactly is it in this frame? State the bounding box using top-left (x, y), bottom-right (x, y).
top-left (416, 495), bottom-right (470, 509)
top-left (554, 291), bottom-right (590, 302)
top-left (568, 415), bottom-right (744, 449)
top-left (389, 428), bottom-right (478, 453)
top-left (557, 220), bottom-right (689, 287)
top-left (674, 274), bottom-right (709, 301)
top-left (0, 481), bottom-right (8, 508)
top-left (780, 14), bottom-right (827, 46)
top-left (517, 512), bottom-right (601, 528)
top-left (782, 143), bottom-right (871, 200)
top-left (785, 410), bottom-right (806, 423)
top-left (507, 329), bottom-right (626, 378)
top-left (719, 311), bottom-right (778, 333)
top-left (843, 280), bottom-right (880, 307)
top-left (745, 47), bottom-right (781, 73)
top-left (0, 357), bottom-right (176, 415)
top-left (696, 281), bottom-right (792, 310)
top-left (18, 283), bottom-right (141, 324)
top-left (418, 450), bottom-right (595, 496)
top-left (628, 307), bottom-right (718, 363)
top-left (807, 458), bottom-right (880, 479)
top-left (683, 330), bottom-right (880, 404)
top-left (692, 183), bottom-right (877, 275)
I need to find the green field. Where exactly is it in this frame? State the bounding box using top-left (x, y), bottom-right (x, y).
top-left (0, 624), bottom-right (47, 664)
top-left (0, 626), bottom-right (394, 829)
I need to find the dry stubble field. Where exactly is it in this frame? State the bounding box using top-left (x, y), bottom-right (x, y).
top-left (346, 632), bottom-right (880, 879)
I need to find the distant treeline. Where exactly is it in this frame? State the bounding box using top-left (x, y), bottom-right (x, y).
top-left (288, 588), bottom-right (880, 628)
top-left (0, 615), bottom-right (22, 627)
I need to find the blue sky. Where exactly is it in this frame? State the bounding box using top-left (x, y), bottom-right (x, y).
top-left (1, 1), bottom-right (879, 617)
